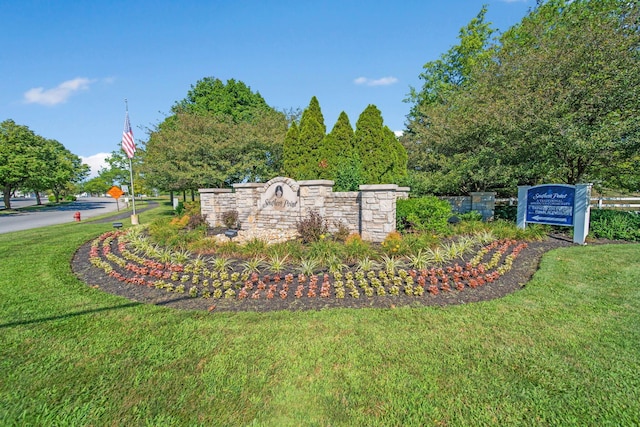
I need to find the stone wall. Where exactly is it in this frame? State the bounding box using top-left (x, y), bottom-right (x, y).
top-left (199, 177), bottom-right (409, 243)
top-left (440, 192), bottom-right (496, 221)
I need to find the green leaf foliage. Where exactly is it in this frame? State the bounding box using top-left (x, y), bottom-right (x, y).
top-left (404, 0), bottom-right (640, 195)
top-left (354, 105), bottom-right (407, 184)
top-left (144, 77), bottom-right (287, 191)
top-left (172, 77), bottom-right (272, 123)
top-left (295, 96), bottom-right (326, 180)
top-left (319, 111), bottom-right (355, 181)
top-left (396, 196), bottom-right (452, 234)
top-left (0, 120), bottom-right (88, 208)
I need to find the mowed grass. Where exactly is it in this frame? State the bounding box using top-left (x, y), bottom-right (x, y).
top-left (1, 209), bottom-right (639, 426)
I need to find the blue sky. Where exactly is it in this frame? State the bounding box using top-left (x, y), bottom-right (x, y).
top-left (1, 0), bottom-right (533, 177)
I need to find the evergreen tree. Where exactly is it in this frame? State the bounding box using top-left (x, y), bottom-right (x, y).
top-left (296, 96), bottom-right (326, 180)
top-left (319, 111), bottom-right (355, 180)
top-left (383, 126), bottom-right (408, 183)
top-left (282, 121), bottom-right (302, 178)
top-left (354, 105), bottom-right (407, 184)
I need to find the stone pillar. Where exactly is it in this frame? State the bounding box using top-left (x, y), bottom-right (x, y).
top-left (359, 184), bottom-right (398, 243)
top-left (298, 180), bottom-right (334, 218)
top-left (470, 192), bottom-right (496, 221)
top-left (397, 187), bottom-right (410, 200)
top-left (198, 188), bottom-right (234, 227)
top-left (232, 183), bottom-right (263, 231)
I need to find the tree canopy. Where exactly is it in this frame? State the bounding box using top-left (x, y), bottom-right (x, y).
top-left (355, 105), bottom-right (407, 185)
top-left (403, 0), bottom-right (640, 195)
top-left (0, 119), bottom-right (88, 208)
top-left (143, 77), bottom-right (288, 191)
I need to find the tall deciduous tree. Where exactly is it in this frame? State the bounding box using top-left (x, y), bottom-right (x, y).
top-left (404, 0), bottom-right (640, 195)
top-left (402, 6), bottom-right (498, 194)
top-left (143, 77), bottom-right (288, 191)
top-left (145, 110), bottom-right (287, 189)
top-left (25, 137), bottom-right (89, 203)
top-left (485, 0), bottom-right (640, 186)
top-left (172, 77), bottom-right (272, 123)
top-left (0, 120), bottom-right (38, 209)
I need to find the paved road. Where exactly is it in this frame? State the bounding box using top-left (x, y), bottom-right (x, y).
top-left (0, 197), bottom-right (125, 234)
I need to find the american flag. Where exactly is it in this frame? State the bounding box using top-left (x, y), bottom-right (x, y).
top-left (122, 111), bottom-right (136, 158)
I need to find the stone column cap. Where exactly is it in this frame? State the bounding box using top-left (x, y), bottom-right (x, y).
top-left (359, 184), bottom-right (398, 191)
top-left (199, 188), bottom-right (233, 194)
top-left (298, 179), bottom-right (334, 187)
top-left (233, 183), bottom-right (264, 189)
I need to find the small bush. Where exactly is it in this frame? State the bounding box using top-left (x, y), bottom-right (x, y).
top-left (175, 202), bottom-right (185, 215)
top-left (332, 220), bottom-right (351, 242)
top-left (221, 210), bottom-right (239, 229)
top-left (396, 196), bottom-right (452, 234)
top-left (296, 211), bottom-right (328, 243)
top-left (590, 210), bottom-right (640, 241)
top-left (495, 205), bottom-right (517, 222)
top-left (170, 215), bottom-right (191, 229)
top-left (458, 211), bottom-right (483, 222)
top-left (343, 234), bottom-right (374, 263)
top-left (187, 213), bottom-right (208, 230)
top-left (381, 231), bottom-right (409, 256)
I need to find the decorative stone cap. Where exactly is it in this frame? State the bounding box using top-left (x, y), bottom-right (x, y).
top-left (263, 176), bottom-right (300, 192)
top-left (199, 188), bottom-right (233, 194)
top-left (297, 179), bottom-right (334, 187)
top-left (359, 184), bottom-right (398, 191)
top-left (233, 183), bottom-right (264, 189)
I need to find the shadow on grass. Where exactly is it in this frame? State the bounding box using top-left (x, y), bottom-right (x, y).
top-left (0, 301), bottom-right (142, 328)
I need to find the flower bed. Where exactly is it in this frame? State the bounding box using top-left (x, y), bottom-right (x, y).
top-left (79, 229), bottom-right (534, 312)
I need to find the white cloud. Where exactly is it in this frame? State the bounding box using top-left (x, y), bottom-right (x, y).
top-left (23, 77), bottom-right (94, 106)
top-left (394, 130), bottom-right (404, 137)
top-left (81, 152), bottom-right (110, 178)
top-left (354, 76), bottom-right (398, 86)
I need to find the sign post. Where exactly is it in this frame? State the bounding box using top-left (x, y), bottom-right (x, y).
top-left (517, 183), bottom-right (591, 244)
top-left (107, 186), bottom-right (125, 212)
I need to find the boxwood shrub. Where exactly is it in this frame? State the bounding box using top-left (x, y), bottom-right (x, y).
top-left (396, 196), bottom-right (452, 234)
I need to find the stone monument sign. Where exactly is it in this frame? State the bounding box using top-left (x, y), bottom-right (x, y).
top-left (199, 176), bottom-right (409, 243)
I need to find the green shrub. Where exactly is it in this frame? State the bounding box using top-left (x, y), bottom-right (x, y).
top-left (332, 220), bottom-right (351, 242)
top-left (495, 205), bottom-right (517, 222)
top-left (458, 210), bottom-right (483, 222)
top-left (221, 210), bottom-right (239, 229)
top-left (175, 202), bottom-right (185, 215)
top-left (590, 209), bottom-right (640, 241)
top-left (396, 196), bottom-right (452, 234)
top-left (296, 211), bottom-right (329, 243)
top-left (187, 213), bottom-right (208, 230)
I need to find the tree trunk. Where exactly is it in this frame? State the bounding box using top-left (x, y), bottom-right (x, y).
top-left (35, 192), bottom-right (42, 205)
top-left (191, 189), bottom-right (195, 201)
top-left (3, 186), bottom-right (11, 210)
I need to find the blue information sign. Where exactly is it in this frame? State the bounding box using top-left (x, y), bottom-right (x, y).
top-left (526, 185), bottom-right (575, 226)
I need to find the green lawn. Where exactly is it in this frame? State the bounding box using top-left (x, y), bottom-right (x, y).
top-left (1, 208), bottom-right (639, 426)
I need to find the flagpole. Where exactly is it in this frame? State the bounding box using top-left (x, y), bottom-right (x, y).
top-left (124, 99), bottom-right (138, 223)
top-left (129, 156), bottom-right (137, 217)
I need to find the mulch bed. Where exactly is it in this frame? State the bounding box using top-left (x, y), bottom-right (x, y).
top-left (69, 232), bottom-right (616, 313)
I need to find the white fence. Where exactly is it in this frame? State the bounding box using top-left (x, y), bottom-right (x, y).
top-left (496, 197), bottom-right (640, 210)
